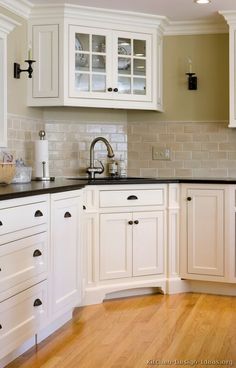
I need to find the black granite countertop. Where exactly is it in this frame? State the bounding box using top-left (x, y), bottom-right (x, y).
top-left (1, 176), bottom-right (236, 200)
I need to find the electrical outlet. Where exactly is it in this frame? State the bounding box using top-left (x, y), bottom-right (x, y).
top-left (152, 146), bottom-right (171, 160)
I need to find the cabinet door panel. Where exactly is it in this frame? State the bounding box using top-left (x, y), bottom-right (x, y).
top-left (187, 189), bottom-right (224, 277)
top-left (133, 211), bottom-right (164, 276)
top-left (100, 213), bottom-right (132, 280)
top-left (69, 25), bottom-right (112, 99)
top-left (51, 195), bottom-right (81, 316)
top-left (112, 31), bottom-right (152, 102)
top-left (32, 24), bottom-right (59, 98)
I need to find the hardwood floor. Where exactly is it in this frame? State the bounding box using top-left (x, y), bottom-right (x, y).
top-left (7, 293), bottom-right (236, 368)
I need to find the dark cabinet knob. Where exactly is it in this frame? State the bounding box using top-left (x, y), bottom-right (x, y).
top-left (0, 324), bottom-right (2, 329)
top-left (113, 88), bottom-right (118, 92)
top-left (127, 195), bottom-right (138, 200)
top-left (33, 249), bottom-right (42, 257)
top-left (33, 298), bottom-right (42, 307)
top-left (83, 205), bottom-right (86, 210)
top-left (128, 220), bottom-right (133, 225)
top-left (0, 221), bottom-right (2, 226)
top-left (107, 87), bottom-right (112, 92)
top-left (34, 210), bottom-right (43, 217)
top-left (0, 268), bottom-right (1, 272)
top-left (134, 220), bottom-right (139, 225)
top-left (187, 197), bottom-right (192, 201)
top-left (64, 212), bottom-right (72, 218)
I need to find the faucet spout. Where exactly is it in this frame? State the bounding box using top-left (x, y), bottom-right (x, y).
top-left (87, 137), bottom-right (115, 179)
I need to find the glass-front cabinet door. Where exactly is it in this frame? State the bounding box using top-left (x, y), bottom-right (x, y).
top-left (69, 26), bottom-right (112, 99)
top-left (113, 31), bottom-right (152, 102)
top-left (69, 26), bottom-right (152, 103)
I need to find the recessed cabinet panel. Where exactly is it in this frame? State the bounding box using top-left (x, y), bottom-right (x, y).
top-left (133, 212), bottom-right (164, 276)
top-left (32, 24), bottom-right (59, 98)
top-left (100, 213), bottom-right (132, 280)
top-left (51, 194), bottom-right (82, 316)
top-left (186, 188), bottom-right (225, 277)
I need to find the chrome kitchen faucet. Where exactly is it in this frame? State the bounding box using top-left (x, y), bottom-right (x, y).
top-left (87, 137), bottom-right (114, 179)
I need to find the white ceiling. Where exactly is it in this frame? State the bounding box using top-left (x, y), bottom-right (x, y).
top-left (29, 0), bottom-right (236, 22)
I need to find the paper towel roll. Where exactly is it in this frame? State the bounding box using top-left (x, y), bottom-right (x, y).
top-left (34, 140), bottom-right (49, 178)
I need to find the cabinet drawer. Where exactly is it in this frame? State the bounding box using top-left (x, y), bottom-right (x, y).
top-left (0, 281), bottom-right (48, 359)
top-left (0, 201), bottom-right (48, 236)
top-left (99, 188), bottom-right (165, 208)
top-left (0, 232), bottom-right (48, 296)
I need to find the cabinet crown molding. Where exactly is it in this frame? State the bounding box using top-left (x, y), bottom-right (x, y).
top-left (0, 0), bottom-right (32, 19)
top-left (0, 13), bottom-right (20, 34)
top-left (30, 4), bottom-right (167, 31)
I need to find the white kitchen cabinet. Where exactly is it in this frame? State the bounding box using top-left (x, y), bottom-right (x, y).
top-left (50, 190), bottom-right (82, 318)
top-left (180, 185), bottom-right (227, 282)
top-left (0, 195), bottom-right (50, 361)
top-left (69, 26), bottom-right (152, 103)
top-left (100, 211), bottom-right (164, 280)
top-left (219, 12), bottom-right (236, 127)
top-left (28, 4), bottom-right (165, 110)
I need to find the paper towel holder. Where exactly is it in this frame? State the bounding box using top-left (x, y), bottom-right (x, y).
top-left (34, 130), bottom-right (55, 182)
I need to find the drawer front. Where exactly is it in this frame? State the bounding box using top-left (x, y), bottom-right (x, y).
top-left (0, 201), bottom-right (48, 236)
top-left (0, 232), bottom-right (48, 295)
top-left (0, 281), bottom-right (48, 359)
top-left (100, 189), bottom-right (165, 208)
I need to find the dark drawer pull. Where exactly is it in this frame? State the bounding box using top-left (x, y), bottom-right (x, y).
top-left (107, 87), bottom-right (112, 92)
top-left (127, 195), bottom-right (138, 200)
top-left (113, 88), bottom-right (118, 92)
top-left (128, 220), bottom-right (133, 225)
top-left (34, 210), bottom-right (43, 217)
top-left (0, 324), bottom-right (2, 330)
top-left (187, 197), bottom-right (192, 201)
top-left (83, 205), bottom-right (86, 210)
top-left (64, 212), bottom-right (72, 218)
top-left (134, 220), bottom-right (139, 225)
top-left (33, 249), bottom-right (42, 257)
top-left (33, 299), bottom-right (42, 307)
top-left (0, 221), bottom-right (2, 226)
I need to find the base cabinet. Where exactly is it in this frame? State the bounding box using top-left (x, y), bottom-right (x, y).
top-left (50, 191), bottom-right (82, 318)
top-left (100, 211), bottom-right (164, 280)
top-left (180, 185), bottom-right (227, 281)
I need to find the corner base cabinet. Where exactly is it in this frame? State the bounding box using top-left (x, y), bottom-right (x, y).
top-left (28, 5), bottom-right (165, 110)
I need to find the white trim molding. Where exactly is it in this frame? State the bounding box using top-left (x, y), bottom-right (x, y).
top-left (0, 13), bottom-right (20, 33)
top-left (165, 19), bottom-right (228, 35)
top-left (0, 0), bottom-right (32, 19)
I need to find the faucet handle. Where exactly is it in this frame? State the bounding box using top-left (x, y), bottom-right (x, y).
top-left (97, 160), bottom-right (104, 174)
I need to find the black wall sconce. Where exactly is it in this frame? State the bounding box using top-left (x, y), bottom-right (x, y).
top-left (14, 60), bottom-right (35, 79)
top-left (186, 72), bottom-right (198, 90)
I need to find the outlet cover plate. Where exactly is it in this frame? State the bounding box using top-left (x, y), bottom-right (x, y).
top-left (152, 146), bottom-right (171, 160)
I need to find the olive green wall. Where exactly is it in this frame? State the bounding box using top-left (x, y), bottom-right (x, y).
top-left (128, 33), bottom-right (229, 123)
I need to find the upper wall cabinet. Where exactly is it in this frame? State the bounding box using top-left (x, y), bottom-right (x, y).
top-left (0, 14), bottom-right (19, 147)
top-left (28, 5), bottom-right (166, 110)
top-left (220, 12), bottom-right (236, 127)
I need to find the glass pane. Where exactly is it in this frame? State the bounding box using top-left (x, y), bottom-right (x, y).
top-left (118, 58), bottom-right (131, 74)
top-left (118, 77), bottom-right (131, 94)
top-left (92, 75), bottom-right (106, 92)
top-left (92, 35), bottom-right (106, 53)
top-left (75, 74), bottom-right (90, 92)
top-left (118, 38), bottom-right (131, 56)
top-left (133, 78), bottom-right (146, 95)
top-left (133, 59), bottom-right (146, 76)
top-left (75, 33), bottom-right (89, 52)
top-left (92, 55), bottom-right (106, 72)
top-left (75, 53), bottom-right (89, 71)
top-left (134, 39), bottom-right (146, 57)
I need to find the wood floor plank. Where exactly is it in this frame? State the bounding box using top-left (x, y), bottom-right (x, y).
top-left (6, 293), bottom-right (236, 368)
